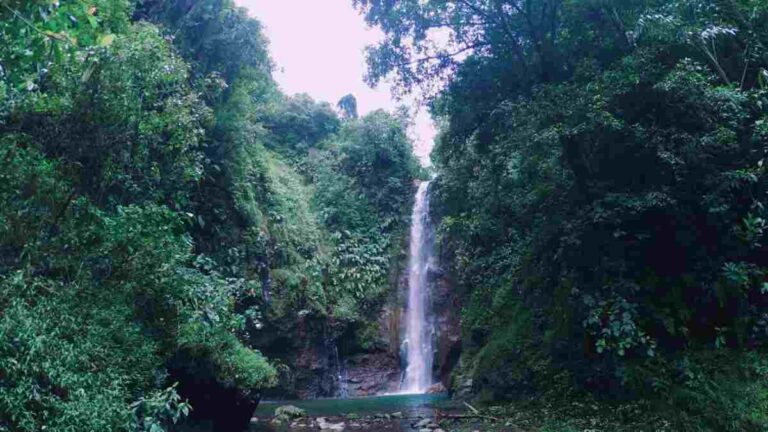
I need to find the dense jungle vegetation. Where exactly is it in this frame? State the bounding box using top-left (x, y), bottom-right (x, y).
top-left (357, 0), bottom-right (768, 430)
top-left (5, 0), bottom-right (768, 431)
top-left (0, 1), bottom-right (420, 430)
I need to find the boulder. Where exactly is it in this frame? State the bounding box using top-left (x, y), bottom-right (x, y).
top-left (317, 417), bottom-right (346, 431)
top-left (426, 382), bottom-right (447, 394)
top-left (413, 418), bottom-right (432, 428)
top-left (274, 405), bottom-right (305, 419)
top-left (454, 377), bottom-right (474, 399)
top-left (167, 347), bottom-right (260, 432)
top-left (344, 352), bottom-right (401, 397)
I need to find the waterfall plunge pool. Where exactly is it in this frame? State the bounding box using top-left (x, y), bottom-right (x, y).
top-left (250, 393), bottom-right (452, 431)
top-left (254, 393), bottom-right (448, 417)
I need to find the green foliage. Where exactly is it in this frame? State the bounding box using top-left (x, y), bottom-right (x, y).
top-left (0, 140), bottom-right (275, 431)
top-left (337, 94), bottom-right (359, 120)
top-left (0, 274), bottom-right (160, 431)
top-left (134, 0), bottom-right (272, 83)
top-left (260, 109), bottom-right (421, 323)
top-left (361, 0), bottom-right (768, 428)
top-left (0, 0), bottom-right (420, 427)
top-left (133, 0), bottom-right (420, 337)
top-left (3, 21), bottom-right (210, 207)
top-left (0, 1), bottom-right (289, 428)
top-left (274, 404), bottom-right (305, 420)
top-left (131, 385), bottom-right (191, 432)
top-left (264, 94), bottom-right (340, 154)
top-left (178, 323), bottom-right (277, 391)
top-left (83, 24), bottom-right (209, 202)
top-left (340, 110), bottom-right (422, 220)
top-left (257, 153), bottom-right (329, 317)
top-left (0, 0), bottom-right (131, 105)
top-left (623, 351), bottom-right (768, 431)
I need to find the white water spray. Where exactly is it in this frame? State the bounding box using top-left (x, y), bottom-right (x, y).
top-left (401, 181), bottom-right (434, 393)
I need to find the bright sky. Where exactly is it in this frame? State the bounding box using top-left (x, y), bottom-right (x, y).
top-left (234, 0), bottom-right (435, 165)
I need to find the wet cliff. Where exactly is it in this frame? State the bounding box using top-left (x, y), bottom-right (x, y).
top-left (247, 182), bottom-right (463, 400)
top-left (249, 245), bottom-right (408, 399)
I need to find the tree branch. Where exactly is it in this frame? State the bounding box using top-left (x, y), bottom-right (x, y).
top-left (391, 43), bottom-right (487, 69)
top-left (1, 2), bottom-right (72, 43)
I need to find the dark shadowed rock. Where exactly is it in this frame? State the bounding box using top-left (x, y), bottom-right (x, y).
top-left (167, 347), bottom-right (260, 432)
top-left (344, 352), bottom-right (401, 396)
top-left (431, 255), bottom-right (462, 389)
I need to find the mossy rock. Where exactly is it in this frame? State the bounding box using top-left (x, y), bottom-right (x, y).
top-left (274, 405), bottom-right (306, 423)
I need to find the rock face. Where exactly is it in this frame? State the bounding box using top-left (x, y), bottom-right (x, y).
top-left (426, 382), bottom-right (447, 394)
top-left (251, 309), bottom-right (403, 399)
top-left (251, 246), bottom-right (408, 399)
top-left (344, 352), bottom-right (401, 396)
top-left (292, 338), bottom-right (341, 399)
top-left (431, 269), bottom-right (462, 388)
top-left (421, 210), bottom-right (463, 391)
top-left (250, 314), bottom-right (348, 399)
top-left (452, 376), bottom-right (475, 400)
top-left (341, 301), bottom-right (403, 396)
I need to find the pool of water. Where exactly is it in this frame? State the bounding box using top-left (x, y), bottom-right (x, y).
top-left (255, 392), bottom-right (449, 417)
top-left (174, 393), bottom-right (455, 432)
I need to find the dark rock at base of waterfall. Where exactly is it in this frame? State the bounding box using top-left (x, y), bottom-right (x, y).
top-left (250, 315), bottom-right (347, 400)
top-left (344, 352), bottom-right (401, 396)
top-left (253, 303), bottom-right (404, 399)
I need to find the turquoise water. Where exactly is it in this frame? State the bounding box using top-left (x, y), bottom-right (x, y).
top-left (176, 393), bottom-right (459, 432)
top-left (254, 392), bottom-right (449, 417)
top-left (250, 393), bottom-right (452, 431)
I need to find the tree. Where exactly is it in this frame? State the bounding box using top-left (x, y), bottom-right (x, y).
top-left (353, 0), bottom-right (574, 97)
top-left (337, 93), bottom-right (359, 120)
top-left (264, 93), bottom-right (341, 153)
top-left (359, 1), bottom-right (768, 428)
top-left (340, 110), bottom-right (420, 219)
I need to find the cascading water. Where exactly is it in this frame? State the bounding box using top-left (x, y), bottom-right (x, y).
top-left (401, 181), bottom-right (435, 393)
top-left (334, 344), bottom-right (349, 399)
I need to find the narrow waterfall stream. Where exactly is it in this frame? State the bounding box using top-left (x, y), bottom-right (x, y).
top-left (401, 181), bottom-right (435, 393)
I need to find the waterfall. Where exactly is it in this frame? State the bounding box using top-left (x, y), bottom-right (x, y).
top-left (401, 181), bottom-right (435, 393)
top-left (334, 344), bottom-right (349, 399)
